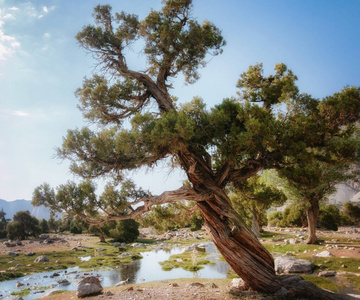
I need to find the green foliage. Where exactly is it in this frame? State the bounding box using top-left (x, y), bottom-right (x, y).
top-left (0, 208), bottom-right (8, 238)
top-left (6, 211), bottom-right (41, 240)
top-left (229, 173), bottom-right (287, 232)
top-left (139, 201), bottom-right (203, 233)
top-left (39, 219), bottom-right (49, 233)
top-left (267, 211), bottom-right (283, 227)
top-left (279, 202), bottom-right (308, 227)
top-left (319, 205), bottom-right (340, 230)
top-left (70, 224), bottom-right (82, 234)
top-left (341, 202), bottom-right (360, 225)
top-left (48, 216), bottom-right (59, 232)
top-left (109, 219), bottom-right (139, 242)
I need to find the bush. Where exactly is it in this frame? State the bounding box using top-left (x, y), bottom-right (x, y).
top-left (267, 211), bottom-right (282, 227)
top-left (109, 219), bottom-right (139, 243)
top-left (319, 205), bottom-right (339, 230)
top-left (280, 202), bottom-right (307, 227)
top-left (7, 211), bottom-right (41, 240)
top-left (70, 224), bottom-right (83, 234)
top-left (341, 202), bottom-right (360, 225)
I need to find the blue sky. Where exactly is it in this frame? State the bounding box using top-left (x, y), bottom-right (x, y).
top-left (0, 0), bottom-right (359, 201)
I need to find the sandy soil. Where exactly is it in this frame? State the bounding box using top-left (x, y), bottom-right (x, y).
top-left (41, 278), bottom-right (253, 300)
top-left (0, 234), bottom-right (95, 254)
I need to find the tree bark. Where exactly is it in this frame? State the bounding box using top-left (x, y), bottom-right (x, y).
top-left (306, 200), bottom-right (320, 244)
top-left (251, 210), bottom-right (261, 238)
top-left (98, 231), bottom-right (106, 243)
top-left (197, 194), bottom-right (281, 293)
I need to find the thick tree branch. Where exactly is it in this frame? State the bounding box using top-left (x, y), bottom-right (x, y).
top-left (72, 185), bottom-right (203, 226)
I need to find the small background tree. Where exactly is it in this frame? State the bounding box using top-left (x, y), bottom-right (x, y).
top-left (6, 211), bottom-right (41, 240)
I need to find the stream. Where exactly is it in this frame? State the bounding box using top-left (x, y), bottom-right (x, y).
top-left (0, 243), bottom-right (229, 299)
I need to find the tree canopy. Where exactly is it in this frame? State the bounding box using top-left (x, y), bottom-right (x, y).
top-left (33, 1), bottom-right (360, 297)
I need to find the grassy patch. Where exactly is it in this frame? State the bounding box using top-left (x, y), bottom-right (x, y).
top-left (308, 257), bottom-right (360, 273)
top-left (0, 237), bottom-right (152, 280)
top-left (136, 238), bottom-right (157, 244)
top-left (159, 250), bottom-right (213, 271)
top-left (0, 272), bottom-right (24, 282)
top-left (343, 274), bottom-right (360, 290)
top-left (263, 242), bottom-right (320, 255)
top-left (10, 288), bottom-right (31, 296)
top-left (302, 275), bottom-right (347, 294)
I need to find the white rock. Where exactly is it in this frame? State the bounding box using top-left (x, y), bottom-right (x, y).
top-left (316, 251), bottom-right (335, 258)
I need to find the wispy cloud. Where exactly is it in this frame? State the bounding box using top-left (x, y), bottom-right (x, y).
top-left (39, 5), bottom-right (55, 19)
top-left (0, 6), bottom-right (20, 60)
top-left (11, 110), bottom-right (30, 117)
top-left (0, 29), bottom-right (20, 60)
top-left (1, 109), bottom-right (31, 118)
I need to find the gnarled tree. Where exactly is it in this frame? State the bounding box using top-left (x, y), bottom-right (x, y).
top-left (33, 1), bottom-right (360, 298)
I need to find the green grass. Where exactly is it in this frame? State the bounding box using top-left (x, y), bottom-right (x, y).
top-left (159, 250), bottom-right (214, 271)
top-left (10, 289), bottom-right (31, 296)
top-left (301, 275), bottom-right (344, 293)
top-left (263, 242), bottom-right (320, 255)
top-left (0, 237), bottom-right (151, 281)
top-left (308, 257), bottom-right (360, 273)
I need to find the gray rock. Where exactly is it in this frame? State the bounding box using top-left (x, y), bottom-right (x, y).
top-left (289, 238), bottom-right (299, 244)
top-left (77, 276), bottom-right (103, 297)
top-left (231, 278), bottom-right (248, 291)
top-left (16, 281), bottom-right (25, 288)
top-left (6, 251), bottom-right (18, 256)
top-left (25, 252), bottom-right (35, 256)
top-left (195, 244), bottom-right (206, 252)
top-left (275, 256), bottom-right (314, 274)
top-left (4, 241), bottom-right (17, 247)
top-left (34, 255), bottom-right (49, 263)
top-left (318, 271), bottom-right (337, 277)
top-left (58, 279), bottom-right (71, 286)
top-left (112, 242), bottom-right (121, 247)
top-left (316, 250), bottom-right (334, 257)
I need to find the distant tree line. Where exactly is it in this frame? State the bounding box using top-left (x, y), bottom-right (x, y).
top-left (267, 201), bottom-right (360, 231)
top-left (0, 209), bottom-right (141, 243)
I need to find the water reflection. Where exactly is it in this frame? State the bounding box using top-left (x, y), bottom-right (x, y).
top-left (0, 242), bottom-right (229, 300)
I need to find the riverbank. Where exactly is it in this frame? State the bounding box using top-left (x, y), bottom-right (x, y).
top-left (39, 278), bottom-right (250, 300)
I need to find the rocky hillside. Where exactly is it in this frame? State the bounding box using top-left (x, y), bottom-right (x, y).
top-left (0, 199), bottom-right (58, 220)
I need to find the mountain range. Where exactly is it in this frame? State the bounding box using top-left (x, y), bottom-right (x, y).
top-left (0, 199), bottom-right (58, 220)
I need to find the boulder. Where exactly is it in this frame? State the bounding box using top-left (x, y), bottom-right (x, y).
top-left (275, 256), bottom-right (314, 274)
top-left (316, 250), bottom-right (335, 257)
top-left (77, 276), bottom-right (103, 297)
top-left (318, 271), bottom-right (337, 277)
top-left (34, 255), bottom-right (49, 263)
top-left (25, 252), bottom-right (35, 256)
top-left (231, 278), bottom-right (249, 291)
top-left (58, 279), bottom-right (71, 286)
top-left (4, 241), bottom-right (17, 247)
top-left (195, 244), bottom-right (206, 252)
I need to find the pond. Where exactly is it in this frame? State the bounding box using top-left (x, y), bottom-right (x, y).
top-left (0, 243), bottom-right (229, 299)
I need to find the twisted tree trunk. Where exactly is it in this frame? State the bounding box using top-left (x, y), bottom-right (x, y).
top-left (197, 194), bottom-right (281, 293)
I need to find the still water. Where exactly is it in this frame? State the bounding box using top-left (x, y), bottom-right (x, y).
top-left (0, 243), bottom-right (229, 299)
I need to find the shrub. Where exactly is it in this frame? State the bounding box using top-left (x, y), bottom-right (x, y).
top-left (109, 219), bottom-right (139, 243)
